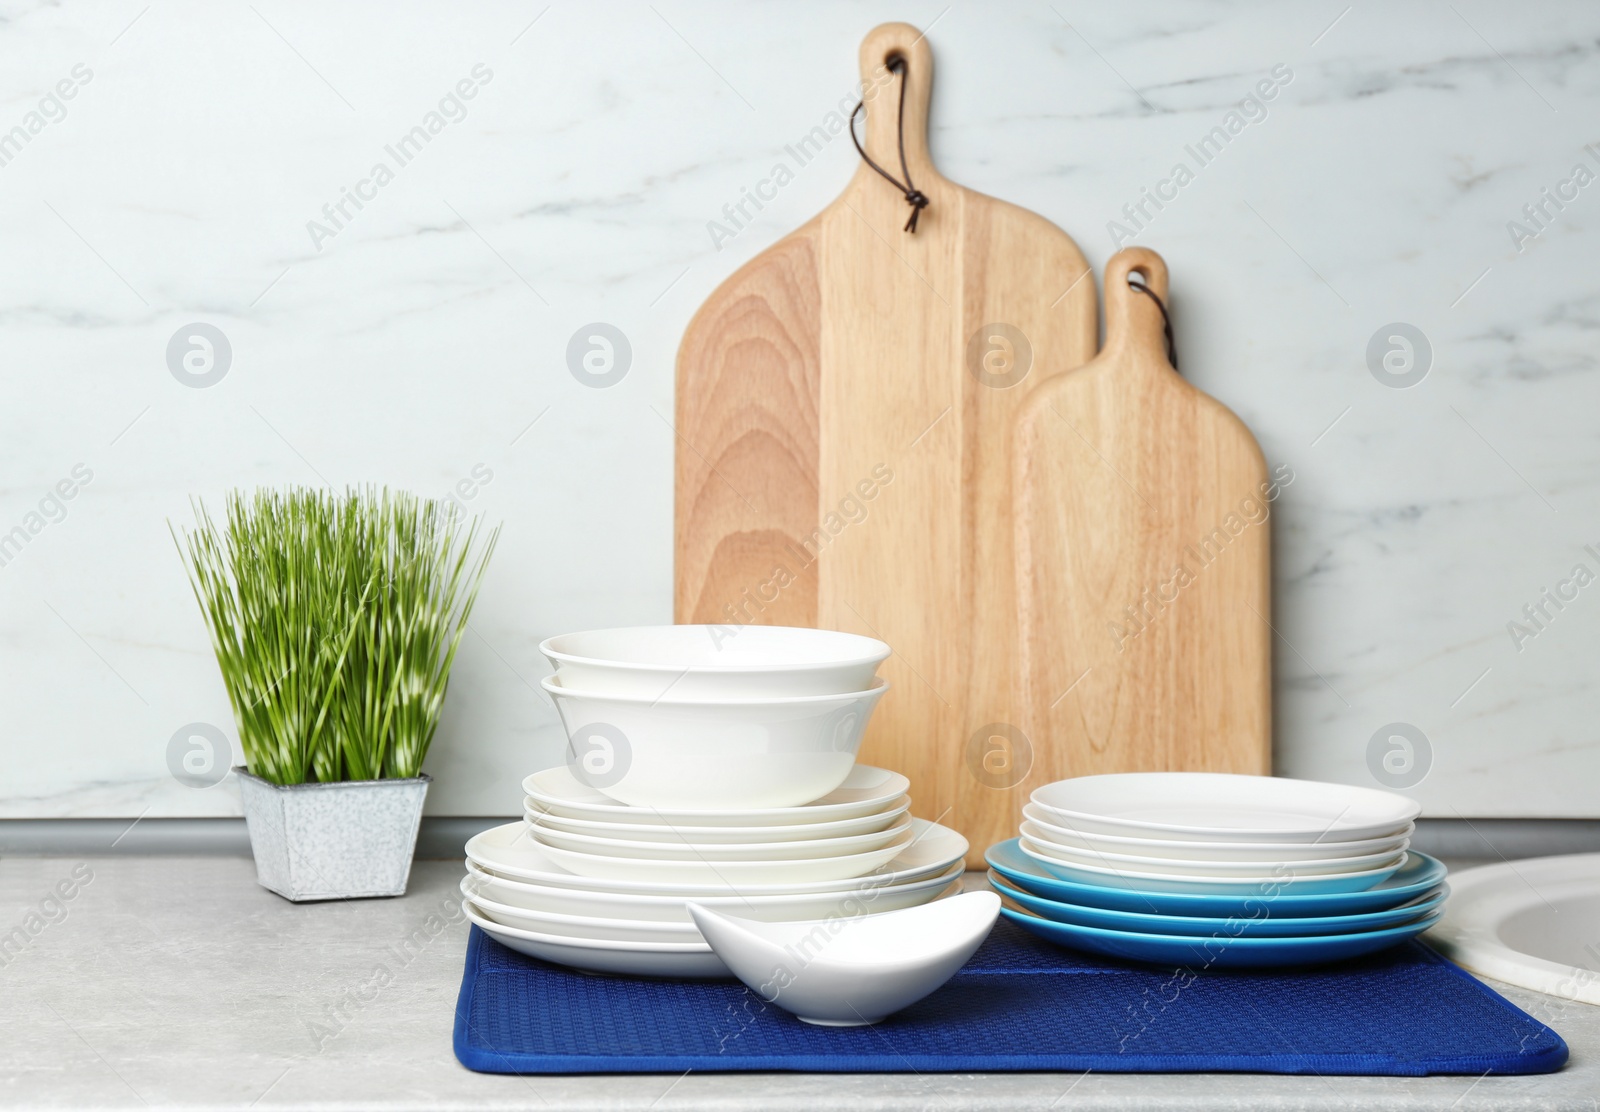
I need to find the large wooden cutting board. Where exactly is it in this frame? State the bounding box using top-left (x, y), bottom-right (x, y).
top-left (1013, 247), bottom-right (1272, 822)
top-left (675, 23), bottom-right (1096, 863)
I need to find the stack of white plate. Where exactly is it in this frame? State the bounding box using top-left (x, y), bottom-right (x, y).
top-left (461, 625), bottom-right (968, 978)
top-left (989, 773), bottom-right (1443, 968)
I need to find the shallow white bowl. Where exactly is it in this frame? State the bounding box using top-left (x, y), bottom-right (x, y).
top-left (542, 674), bottom-right (890, 809)
top-left (689, 892), bottom-right (1000, 1025)
top-left (541, 825), bottom-right (914, 884)
top-left (523, 765), bottom-right (911, 827)
top-left (465, 819), bottom-right (966, 895)
top-left (463, 900), bottom-right (730, 979)
top-left (526, 809), bottom-right (913, 862)
top-left (526, 796), bottom-right (911, 843)
top-left (1019, 825), bottom-right (1407, 878)
top-left (464, 858), bottom-right (965, 924)
top-left (540, 624), bottom-right (890, 699)
top-left (1017, 838), bottom-right (1411, 895)
top-left (1031, 773), bottom-right (1420, 844)
top-left (1021, 803), bottom-right (1412, 861)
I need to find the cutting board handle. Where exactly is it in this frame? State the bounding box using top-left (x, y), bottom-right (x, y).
top-left (855, 24), bottom-right (937, 189)
top-left (1104, 247), bottom-right (1174, 373)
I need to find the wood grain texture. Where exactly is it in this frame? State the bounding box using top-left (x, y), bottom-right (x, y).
top-left (1014, 247), bottom-right (1272, 804)
top-left (676, 23), bottom-right (1096, 866)
top-left (676, 230), bottom-right (823, 629)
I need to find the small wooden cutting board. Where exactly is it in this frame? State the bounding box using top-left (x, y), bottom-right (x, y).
top-left (1011, 247), bottom-right (1273, 837)
top-left (676, 23), bottom-right (1097, 863)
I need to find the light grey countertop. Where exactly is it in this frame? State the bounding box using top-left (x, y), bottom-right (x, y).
top-left (0, 855), bottom-right (1593, 1111)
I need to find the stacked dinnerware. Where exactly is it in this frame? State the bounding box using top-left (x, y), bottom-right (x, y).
top-left (461, 625), bottom-right (969, 978)
top-left (987, 772), bottom-right (1445, 968)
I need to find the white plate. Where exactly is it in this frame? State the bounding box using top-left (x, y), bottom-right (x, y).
top-left (1020, 827), bottom-right (1406, 879)
top-left (543, 674), bottom-right (888, 810)
top-left (463, 859), bottom-right (965, 923)
top-left (525, 810), bottom-right (913, 862)
top-left (539, 624), bottom-right (889, 698)
top-left (1017, 838), bottom-right (1410, 895)
top-left (466, 818), bottom-right (966, 895)
top-left (463, 900), bottom-right (731, 979)
top-left (1031, 773), bottom-right (1420, 843)
top-left (523, 765), bottom-right (911, 827)
top-left (1021, 803), bottom-right (1412, 861)
top-left (525, 796), bottom-right (911, 843)
top-left (463, 879), bottom-right (705, 942)
top-left (541, 825), bottom-right (914, 884)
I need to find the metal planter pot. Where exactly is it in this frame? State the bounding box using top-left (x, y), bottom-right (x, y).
top-left (235, 767), bottom-right (430, 902)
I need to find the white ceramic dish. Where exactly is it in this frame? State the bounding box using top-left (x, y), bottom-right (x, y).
top-left (1017, 838), bottom-right (1410, 895)
top-left (525, 810), bottom-right (913, 863)
top-left (525, 796), bottom-right (911, 843)
top-left (542, 675), bottom-right (890, 809)
top-left (465, 819), bottom-right (967, 895)
top-left (523, 765), bottom-right (912, 827)
top-left (463, 879), bottom-right (704, 943)
top-left (1425, 853), bottom-right (1600, 1006)
top-left (540, 825), bottom-right (914, 884)
top-left (540, 624), bottom-right (890, 698)
top-left (464, 859), bottom-right (965, 923)
top-left (1031, 773), bottom-right (1420, 844)
top-left (1019, 823), bottom-right (1407, 878)
top-left (463, 900), bottom-right (731, 979)
top-left (689, 892), bottom-right (1000, 1026)
top-left (1020, 803), bottom-right (1412, 861)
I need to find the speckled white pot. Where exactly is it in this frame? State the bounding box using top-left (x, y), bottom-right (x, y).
top-left (235, 768), bottom-right (430, 902)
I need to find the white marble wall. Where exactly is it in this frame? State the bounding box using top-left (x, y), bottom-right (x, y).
top-left (1, 0), bottom-right (1595, 819)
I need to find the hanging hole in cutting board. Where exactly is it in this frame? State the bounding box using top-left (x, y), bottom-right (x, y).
top-left (1126, 272), bottom-right (1178, 374)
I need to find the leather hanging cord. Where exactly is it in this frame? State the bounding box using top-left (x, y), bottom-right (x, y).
top-left (1127, 274), bottom-right (1178, 373)
top-left (849, 57), bottom-right (929, 232)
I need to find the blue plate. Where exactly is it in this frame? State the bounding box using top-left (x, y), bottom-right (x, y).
top-left (989, 870), bottom-right (1449, 937)
top-left (1000, 904), bottom-right (1445, 968)
top-left (988, 839), bottom-right (1447, 917)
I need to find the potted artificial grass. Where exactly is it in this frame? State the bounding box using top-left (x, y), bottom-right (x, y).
top-left (175, 487), bottom-right (498, 901)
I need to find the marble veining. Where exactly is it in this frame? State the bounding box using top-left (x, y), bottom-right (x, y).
top-left (0, 1), bottom-right (1596, 818)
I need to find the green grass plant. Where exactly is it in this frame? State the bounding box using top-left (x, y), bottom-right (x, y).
top-left (174, 487), bottom-right (498, 785)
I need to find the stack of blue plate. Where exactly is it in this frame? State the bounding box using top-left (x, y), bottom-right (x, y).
top-left (987, 773), bottom-right (1447, 969)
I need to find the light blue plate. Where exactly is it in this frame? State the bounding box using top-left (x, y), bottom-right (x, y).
top-left (999, 904), bottom-right (1445, 968)
top-left (987, 839), bottom-right (1448, 917)
top-left (989, 870), bottom-right (1449, 937)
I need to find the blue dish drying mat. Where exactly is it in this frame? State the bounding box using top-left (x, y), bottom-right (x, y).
top-left (453, 920), bottom-right (1567, 1076)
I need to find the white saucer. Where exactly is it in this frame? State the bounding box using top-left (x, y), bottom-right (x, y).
top-left (523, 764), bottom-right (911, 827)
top-left (1031, 773), bottom-right (1420, 844)
top-left (466, 818), bottom-right (966, 895)
top-left (463, 900), bottom-right (731, 979)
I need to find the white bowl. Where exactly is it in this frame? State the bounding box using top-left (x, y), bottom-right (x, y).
top-left (463, 900), bottom-right (731, 979)
top-left (523, 765), bottom-right (911, 827)
top-left (526, 809), bottom-right (913, 862)
top-left (1031, 773), bottom-right (1420, 844)
top-left (1017, 838), bottom-right (1411, 895)
top-left (542, 675), bottom-right (890, 809)
top-left (464, 858), bottom-right (965, 924)
top-left (689, 892), bottom-right (1000, 1025)
top-left (1019, 825), bottom-right (1407, 878)
top-left (539, 624), bottom-right (890, 698)
top-left (465, 819), bottom-right (966, 895)
top-left (1020, 803), bottom-right (1413, 862)
top-left (540, 825), bottom-right (915, 884)
top-left (526, 796), bottom-right (911, 843)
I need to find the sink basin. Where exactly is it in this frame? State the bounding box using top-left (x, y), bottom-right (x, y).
top-left (1427, 852), bottom-right (1600, 1005)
